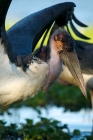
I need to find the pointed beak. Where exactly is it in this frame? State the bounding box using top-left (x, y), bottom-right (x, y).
top-left (60, 49), bottom-right (87, 98)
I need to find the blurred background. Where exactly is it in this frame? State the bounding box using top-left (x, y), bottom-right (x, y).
top-left (0, 0), bottom-right (93, 139)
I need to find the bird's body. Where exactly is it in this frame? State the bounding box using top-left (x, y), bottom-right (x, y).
top-left (0, 38), bottom-right (48, 105)
top-left (0, 0), bottom-right (87, 106)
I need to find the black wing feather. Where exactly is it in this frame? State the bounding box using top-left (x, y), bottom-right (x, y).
top-left (0, 0), bottom-right (12, 37)
top-left (69, 20), bottom-right (90, 40)
top-left (7, 2), bottom-right (76, 56)
top-left (72, 13), bottom-right (88, 27)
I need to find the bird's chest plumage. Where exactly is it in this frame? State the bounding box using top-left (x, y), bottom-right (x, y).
top-left (0, 43), bottom-right (48, 106)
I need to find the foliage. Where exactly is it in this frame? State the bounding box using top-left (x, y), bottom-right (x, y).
top-left (73, 129), bottom-right (81, 135)
top-left (0, 118), bottom-right (92, 140)
top-left (0, 118), bottom-right (71, 140)
top-left (86, 135), bottom-right (93, 140)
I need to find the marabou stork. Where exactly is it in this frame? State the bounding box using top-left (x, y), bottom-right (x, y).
top-left (0, 0), bottom-right (87, 106)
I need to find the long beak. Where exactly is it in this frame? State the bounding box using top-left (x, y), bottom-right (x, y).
top-left (60, 49), bottom-right (87, 98)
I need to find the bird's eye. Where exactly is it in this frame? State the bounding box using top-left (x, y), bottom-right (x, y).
top-left (54, 35), bottom-right (58, 41)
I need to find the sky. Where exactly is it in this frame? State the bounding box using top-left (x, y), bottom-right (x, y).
top-left (6, 0), bottom-right (93, 26)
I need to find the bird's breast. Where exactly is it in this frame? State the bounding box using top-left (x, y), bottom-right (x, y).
top-left (0, 43), bottom-right (49, 106)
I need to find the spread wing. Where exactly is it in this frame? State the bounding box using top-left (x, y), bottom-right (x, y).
top-left (0, 1), bottom-right (89, 67)
top-left (75, 40), bottom-right (93, 74)
top-left (7, 2), bottom-right (76, 56)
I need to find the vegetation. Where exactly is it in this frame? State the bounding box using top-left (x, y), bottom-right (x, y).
top-left (0, 118), bottom-right (71, 140)
top-left (0, 118), bottom-right (92, 140)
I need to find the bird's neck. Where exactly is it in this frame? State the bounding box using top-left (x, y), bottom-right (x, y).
top-left (42, 39), bottom-right (62, 92)
top-left (49, 39), bottom-right (62, 77)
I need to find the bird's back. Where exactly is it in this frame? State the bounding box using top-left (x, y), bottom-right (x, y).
top-left (75, 40), bottom-right (93, 74)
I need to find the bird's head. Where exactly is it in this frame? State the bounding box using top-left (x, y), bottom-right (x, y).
top-left (42, 29), bottom-right (87, 98)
